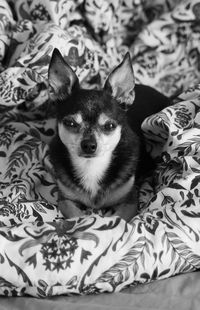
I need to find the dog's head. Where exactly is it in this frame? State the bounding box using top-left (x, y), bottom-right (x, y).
top-left (48, 49), bottom-right (135, 159)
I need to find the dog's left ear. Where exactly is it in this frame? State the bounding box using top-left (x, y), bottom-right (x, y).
top-left (104, 52), bottom-right (135, 110)
top-left (48, 48), bottom-right (79, 100)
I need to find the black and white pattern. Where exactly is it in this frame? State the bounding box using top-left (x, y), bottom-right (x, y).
top-left (0, 0), bottom-right (200, 298)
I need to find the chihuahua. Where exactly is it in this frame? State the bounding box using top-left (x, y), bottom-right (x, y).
top-left (48, 49), bottom-right (170, 221)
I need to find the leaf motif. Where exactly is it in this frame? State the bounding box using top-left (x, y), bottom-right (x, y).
top-left (144, 216), bottom-right (159, 234)
top-left (0, 230), bottom-right (25, 242)
top-left (180, 264), bottom-right (193, 273)
top-left (158, 250), bottom-right (163, 262)
top-left (170, 238), bottom-right (182, 245)
top-left (29, 128), bottom-right (40, 139)
top-left (115, 271), bottom-right (123, 285)
top-left (5, 254), bottom-right (32, 286)
top-left (169, 183), bottom-right (186, 190)
top-left (80, 248), bottom-right (92, 264)
top-left (123, 253), bottom-right (139, 261)
top-left (158, 268), bottom-right (170, 277)
top-left (161, 233), bottom-right (166, 246)
top-left (150, 195), bottom-right (157, 204)
top-left (37, 287), bottom-right (46, 297)
top-left (132, 261), bottom-right (139, 276)
top-left (162, 195), bottom-right (174, 206)
top-left (25, 253), bottom-right (37, 268)
top-left (19, 239), bottom-right (39, 256)
top-left (124, 268), bottom-right (130, 282)
top-left (14, 133), bottom-right (28, 143)
top-left (95, 217), bottom-right (122, 231)
top-left (5, 138), bottom-right (42, 179)
top-left (93, 235), bottom-right (147, 286)
top-left (0, 253), bottom-right (4, 264)
top-left (181, 198), bottom-right (195, 208)
top-left (66, 276), bottom-right (78, 289)
top-left (174, 257), bottom-right (182, 271)
top-left (180, 191), bottom-right (185, 200)
top-left (177, 244), bottom-right (189, 252)
top-left (79, 241), bottom-right (111, 289)
top-left (166, 238), bottom-right (170, 253)
top-left (0, 276), bottom-right (15, 288)
top-left (17, 78), bottom-right (29, 86)
top-left (26, 68), bottom-right (43, 83)
top-left (73, 231), bottom-right (99, 248)
top-left (32, 202), bottom-right (47, 214)
top-left (38, 279), bottom-right (48, 289)
top-left (194, 188), bottom-right (199, 197)
top-left (32, 208), bottom-right (44, 222)
top-left (33, 173), bottom-right (54, 187)
top-left (144, 242), bottom-right (151, 255)
top-left (112, 262), bottom-right (128, 270)
top-left (181, 210), bottom-right (200, 218)
top-left (191, 175), bottom-right (200, 190)
top-left (170, 249), bottom-right (176, 264)
top-left (141, 251), bottom-right (145, 268)
top-left (39, 201), bottom-right (55, 211)
top-left (171, 130), bottom-right (179, 136)
top-left (193, 157), bottom-right (200, 165)
top-left (168, 232), bottom-right (200, 269)
top-left (151, 267), bottom-right (158, 280)
top-left (167, 232), bottom-right (179, 239)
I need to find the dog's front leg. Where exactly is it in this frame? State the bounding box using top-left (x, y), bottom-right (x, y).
top-left (113, 189), bottom-right (138, 222)
top-left (56, 179), bottom-right (85, 218)
top-left (114, 202), bottom-right (138, 222)
top-left (58, 195), bottom-right (85, 219)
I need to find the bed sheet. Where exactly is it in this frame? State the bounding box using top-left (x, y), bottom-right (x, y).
top-left (0, 0), bottom-right (200, 299)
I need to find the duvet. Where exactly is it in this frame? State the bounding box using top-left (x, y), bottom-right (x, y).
top-left (0, 0), bottom-right (200, 299)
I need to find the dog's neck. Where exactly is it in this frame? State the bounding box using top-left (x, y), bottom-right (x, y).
top-left (70, 152), bottom-right (112, 197)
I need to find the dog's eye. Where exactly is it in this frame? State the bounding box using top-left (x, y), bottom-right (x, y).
top-left (63, 118), bottom-right (79, 129)
top-left (103, 121), bottom-right (116, 132)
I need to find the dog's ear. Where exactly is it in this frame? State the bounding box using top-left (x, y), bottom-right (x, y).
top-left (104, 52), bottom-right (135, 110)
top-left (48, 48), bottom-right (79, 99)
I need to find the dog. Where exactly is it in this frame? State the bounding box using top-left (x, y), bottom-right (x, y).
top-left (48, 48), bottom-right (170, 221)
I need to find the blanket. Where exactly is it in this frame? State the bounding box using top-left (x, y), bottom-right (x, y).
top-left (0, 0), bottom-right (200, 298)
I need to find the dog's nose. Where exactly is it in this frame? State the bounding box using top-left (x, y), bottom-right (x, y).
top-left (81, 138), bottom-right (97, 155)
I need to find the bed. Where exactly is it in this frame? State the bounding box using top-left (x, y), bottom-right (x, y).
top-left (0, 0), bottom-right (200, 308)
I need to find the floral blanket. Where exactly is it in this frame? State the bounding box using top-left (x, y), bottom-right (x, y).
top-left (0, 0), bottom-right (200, 298)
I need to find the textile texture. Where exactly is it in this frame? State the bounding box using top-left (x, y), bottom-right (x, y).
top-left (0, 0), bottom-right (200, 298)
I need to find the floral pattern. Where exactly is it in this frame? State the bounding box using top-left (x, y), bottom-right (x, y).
top-left (0, 0), bottom-right (200, 298)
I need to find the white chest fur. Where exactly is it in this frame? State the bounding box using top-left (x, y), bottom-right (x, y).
top-left (72, 153), bottom-right (112, 197)
top-left (58, 174), bottom-right (135, 210)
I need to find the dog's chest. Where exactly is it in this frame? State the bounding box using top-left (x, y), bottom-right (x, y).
top-left (57, 151), bottom-right (135, 210)
top-left (72, 154), bottom-right (112, 197)
top-left (58, 174), bottom-right (135, 210)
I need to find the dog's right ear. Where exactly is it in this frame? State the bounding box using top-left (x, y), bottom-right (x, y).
top-left (104, 52), bottom-right (135, 110)
top-left (48, 48), bottom-right (79, 100)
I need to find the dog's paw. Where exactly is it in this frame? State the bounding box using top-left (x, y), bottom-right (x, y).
top-left (113, 203), bottom-right (138, 222)
top-left (58, 199), bottom-right (85, 219)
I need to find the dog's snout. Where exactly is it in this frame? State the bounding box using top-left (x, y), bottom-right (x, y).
top-left (81, 138), bottom-right (97, 155)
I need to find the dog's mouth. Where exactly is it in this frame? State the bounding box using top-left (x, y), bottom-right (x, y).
top-left (79, 153), bottom-right (97, 158)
